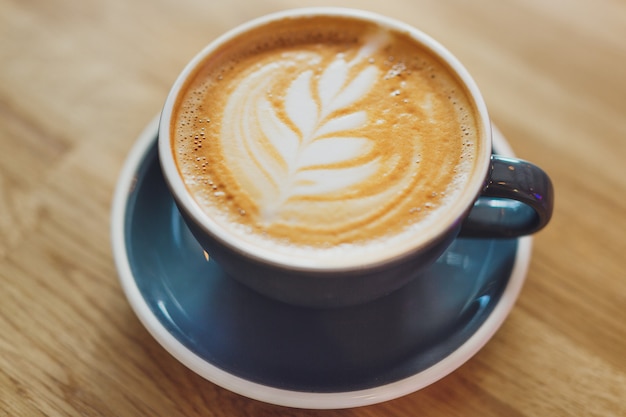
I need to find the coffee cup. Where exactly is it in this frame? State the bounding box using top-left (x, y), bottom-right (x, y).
top-left (158, 8), bottom-right (553, 308)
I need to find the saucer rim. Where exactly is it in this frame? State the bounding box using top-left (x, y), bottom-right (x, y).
top-left (111, 116), bottom-right (532, 409)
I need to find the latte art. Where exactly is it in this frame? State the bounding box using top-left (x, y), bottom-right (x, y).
top-left (222, 36), bottom-right (385, 223)
top-left (172, 16), bottom-right (481, 251)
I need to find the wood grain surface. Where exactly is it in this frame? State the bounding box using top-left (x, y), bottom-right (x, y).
top-left (1, 0), bottom-right (625, 415)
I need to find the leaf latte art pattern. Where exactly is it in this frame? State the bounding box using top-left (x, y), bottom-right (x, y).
top-left (221, 48), bottom-right (390, 224)
top-left (174, 21), bottom-right (479, 250)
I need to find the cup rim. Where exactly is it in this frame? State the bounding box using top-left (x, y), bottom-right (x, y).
top-left (158, 7), bottom-right (492, 271)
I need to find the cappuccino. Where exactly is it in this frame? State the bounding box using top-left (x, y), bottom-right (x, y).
top-left (171, 14), bottom-right (482, 254)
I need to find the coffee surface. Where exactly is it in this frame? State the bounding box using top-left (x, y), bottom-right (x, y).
top-left (172, 15), bottom-right (481, 253)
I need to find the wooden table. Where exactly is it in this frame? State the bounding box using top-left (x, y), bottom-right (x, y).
top-left (1, 0), bottom-right (624, 415)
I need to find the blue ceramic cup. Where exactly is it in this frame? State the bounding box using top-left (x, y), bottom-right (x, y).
top-left (158, 8), bottom-right (553, 308)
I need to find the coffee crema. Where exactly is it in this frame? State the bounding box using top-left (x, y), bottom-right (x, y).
top-left (171, 15), bottom-right (481, 252)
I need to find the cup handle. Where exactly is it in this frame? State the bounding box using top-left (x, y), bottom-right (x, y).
top-left (459, 155), bottom-right (554, 238)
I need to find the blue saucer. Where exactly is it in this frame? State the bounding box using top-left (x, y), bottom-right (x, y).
top-left (111, 118), bottom-right (531, 409)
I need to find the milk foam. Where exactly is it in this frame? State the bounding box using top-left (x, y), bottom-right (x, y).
top-left (172, 16), bottom-right (481, 252)
top-left (220, 36), bottom-right (387, 222)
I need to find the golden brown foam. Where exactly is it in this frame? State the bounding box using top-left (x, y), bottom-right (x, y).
top-left (171, 15), bottom-right (481, 250)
